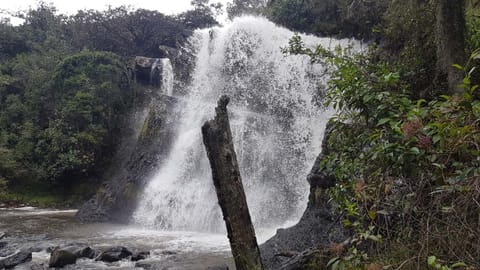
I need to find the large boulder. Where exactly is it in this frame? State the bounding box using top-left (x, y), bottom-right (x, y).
top-left (131, 251), bottom-right (150, 261)
top-left (0, 250), bottom-right (32, 269)
top-left (58, 245), bottom-right (96, 259)
top-left (260, 121), bottom-right (350, 269)
top-left (95, 246), bottom-right (133, 263)
top-left (135, 261), bottom-right (155, 269)
top-left (49, 248), bottom-right (77, 268)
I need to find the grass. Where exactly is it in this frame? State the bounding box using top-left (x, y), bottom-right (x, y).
top-left (0, 181), bottom-right (97, 209)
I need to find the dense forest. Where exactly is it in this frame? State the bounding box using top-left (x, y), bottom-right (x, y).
top-left (0, 0), bottom-right (479, 269)
top-left (0, 0), bottom-right (221, 204)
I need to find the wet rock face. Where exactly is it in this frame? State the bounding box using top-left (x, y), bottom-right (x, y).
top-left (206, 266), bottom-right (229, 270)
top-left (76, 95), bottom-right (179, 223)
top-left (131, 251), bottom-right (150, 261)
top-left (0, 250), bottom-right (32, 269)
top-left (49, 248), bottom-right (77, 268)
top-left (95, 246), bottom-right (133, 263)
top-left (260, 121), bottom-right (350, 270)
top-left (55, 245), bottom-right (96, 260)
top-left (133, 56), bottom-right (164, 87)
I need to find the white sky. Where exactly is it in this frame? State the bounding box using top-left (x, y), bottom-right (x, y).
top-left (1, 0), bottom-right (231, 24)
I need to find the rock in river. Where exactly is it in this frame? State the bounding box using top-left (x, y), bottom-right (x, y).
top-left (49, 248), bottom-right (77, 268)
top-left (61, 245), bottom-right (96, 259)
top-left (0, 250), bottom-right (32, 269)
top-left (131, 251), bottom-right (150, 261)
top-left (95, 246), bottom-right (133, 262)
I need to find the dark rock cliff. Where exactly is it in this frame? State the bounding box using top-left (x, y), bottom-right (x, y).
top-left (75, 95), bottom-right (179, 222)
top-left (76, 44), bottom-right (194, 222)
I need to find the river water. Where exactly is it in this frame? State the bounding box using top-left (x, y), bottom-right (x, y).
top-left (0, 207), bottom-right (235, 269)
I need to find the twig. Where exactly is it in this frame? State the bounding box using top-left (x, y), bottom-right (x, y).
top-left (393, 256), bottom-right (417, 270)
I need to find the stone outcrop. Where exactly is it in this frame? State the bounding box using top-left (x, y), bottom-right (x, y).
top-left (260, 122), bottom-right (350, 270)
top-left (49, 248), bottom-right (77, 268)
top-left (76, 95), bottom-right (179, 222)
top-left (95, 246), bottom-right (133, 263)
top-left (133, 56), bottom-right (165, 87)
top-left (131, 251), bottom-right (150, 261)
top-left (0, 251), bottom-right (32, 269)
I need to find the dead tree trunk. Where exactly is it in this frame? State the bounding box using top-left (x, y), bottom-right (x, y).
top-left (435, 0), bottom-right (466, 93)
top-left (202, 95), bottom-right (263, 270)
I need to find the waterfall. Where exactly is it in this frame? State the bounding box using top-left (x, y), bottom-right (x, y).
top-left (149, 58), bottom-right (174, 95)
top-left (150, 58), bottom-right (161, 87)
top-left (160, 58), bottom-right (174, 96)
top-left (133, 17), bottom-right (357, 234)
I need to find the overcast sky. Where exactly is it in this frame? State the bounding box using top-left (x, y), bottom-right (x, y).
top-left (1, 0), bottom-right (231, 24)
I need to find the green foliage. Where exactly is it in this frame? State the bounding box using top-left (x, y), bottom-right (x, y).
top-left (379, 0), bottom-right (437, 97)
top-left (68, 7), bottom-right (191, 57)
top-left (466, 4), bottom-right (480, 51)
top-left (428, 256), bottom-right (467, 270)
top-left (226, 0), bottom-right (266, 20)
top-left (285, 33), bottom-right (480, 267)
top-left (0, 51), bottom-right (132, 186)
top-left (267, 0), bottom-right (339, 36)
top-left (0, 19), bottom-right (29, 60)
top-left (266, 0), bottom-right (388, 39)
top-left (177, 0), bottom-right (222, 29)
top-left (40, 51), bottom-right (132, 182)
top-left (0, 1), bottom-right (217, 197)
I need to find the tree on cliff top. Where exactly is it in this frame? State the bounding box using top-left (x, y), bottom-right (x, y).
top-left (227, 0), bottom-right (267, 20)
top-left (177, 0), bottom-right (222, 29)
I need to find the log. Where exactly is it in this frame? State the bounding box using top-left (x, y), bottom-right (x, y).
top-left (202, 95), bottom-right (263, 270)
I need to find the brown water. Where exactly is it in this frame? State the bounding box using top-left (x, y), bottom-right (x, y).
top-left (0, 207), bottom-right (235, 269)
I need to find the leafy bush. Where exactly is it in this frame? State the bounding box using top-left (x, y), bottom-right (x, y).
top-left (284, 35), bottom-right (480, 268)
top-left (0, 51), bottom-right (132, 186)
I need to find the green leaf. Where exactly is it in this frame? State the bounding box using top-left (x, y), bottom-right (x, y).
top-left (452, 63), bottom-right (464, 70)
top-left (471, 85), bottom-right (479, 93)
top-left (428, 256), bottom-right (437, 266)
top-left (368, 210), bottom-right (377, 220)
top-left (367, 235), bottom-right (380, 242)
top-left (377, 118), bottom-right (391, 126)
top-left (433, 163), bottom-right (446, 169)
top-left (327, 257), bottom-right (340, 267)
top-left (410, 147), bottom-right (420, 155)
top-left (451, 262), bottom-right (467, 268)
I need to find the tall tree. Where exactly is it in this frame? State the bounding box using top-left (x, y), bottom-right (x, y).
top-left (227, 0), bottom-right (267, 20)
top-left (435, 0), bottom-right (466, 93)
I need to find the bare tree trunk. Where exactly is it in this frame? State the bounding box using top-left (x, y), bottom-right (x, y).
top-left (435, 0), bottom-right (466, 93)
top-left (202, 95), bottom-right (263, 270)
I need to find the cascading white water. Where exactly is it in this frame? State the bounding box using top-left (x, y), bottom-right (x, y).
top-left (149, 58), bottom-right (174, 95)
top-left (133, 16), bottom-right (357, 234)
top-left (160, 58), bottom-right (174, 96)
top-left (150, 58), bottom-right (161, 86)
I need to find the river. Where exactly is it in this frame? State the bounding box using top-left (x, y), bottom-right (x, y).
top-left (0, 207), bottom-right (235, 269)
